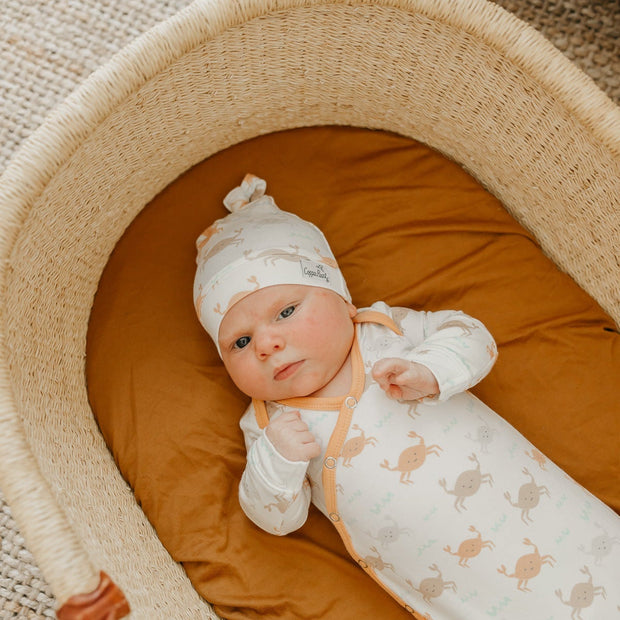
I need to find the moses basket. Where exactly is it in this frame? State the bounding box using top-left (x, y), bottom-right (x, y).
top-left (0, 0), bottom-right (618, 617)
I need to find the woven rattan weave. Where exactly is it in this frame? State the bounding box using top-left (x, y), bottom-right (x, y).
top-left (0, 0), bottom-right (618, 617)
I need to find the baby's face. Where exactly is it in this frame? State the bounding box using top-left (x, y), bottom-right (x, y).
top-left (219, 284), bottom-right (357, 401)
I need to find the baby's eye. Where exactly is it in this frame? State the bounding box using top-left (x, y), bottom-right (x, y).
top-left (279, 305), bottom-right (296, 319)
top-left (234, 336), bottom-right (251, 350)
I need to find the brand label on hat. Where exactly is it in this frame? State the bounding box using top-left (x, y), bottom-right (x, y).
top-left (300, 259), bottom-right (330, 284)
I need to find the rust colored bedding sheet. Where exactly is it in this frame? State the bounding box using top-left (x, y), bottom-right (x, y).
top-left (87, 127), bottom-right (619, 619)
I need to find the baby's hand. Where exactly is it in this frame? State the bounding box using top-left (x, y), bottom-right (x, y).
top-left (372, 358), bottom-right (439, 401)
top-left (265, 410), bottom-right (321, 462)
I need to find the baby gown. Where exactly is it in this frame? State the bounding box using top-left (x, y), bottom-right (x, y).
top-left (239, 302), bottom-right (620, 619)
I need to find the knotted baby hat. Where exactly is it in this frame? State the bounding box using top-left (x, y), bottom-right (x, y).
top-left (194, 174), bottom-right (351, 353)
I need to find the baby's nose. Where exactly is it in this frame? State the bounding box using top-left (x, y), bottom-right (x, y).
top-left (255, 328), bottom-right (285, 358)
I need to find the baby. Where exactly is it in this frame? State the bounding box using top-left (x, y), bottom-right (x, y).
top-left (194, 174), bottom-right (620, 619)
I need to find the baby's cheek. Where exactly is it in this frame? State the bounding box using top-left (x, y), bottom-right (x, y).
top-left (301, 313), bottom-right (332, 346)
top-left (229, 357), bottom-right (260, 395)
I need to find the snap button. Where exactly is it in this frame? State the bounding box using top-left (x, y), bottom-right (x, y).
top-left (344, 395), bottom-right (358, 409)
top-left (329, 512), bottom-right (340, 522)
top-left (324, 456), bottom-right (337, 469)
top-left (404, 605), bottom-right (414, 614)
top-left (358, 559), bottom-right (368, 569)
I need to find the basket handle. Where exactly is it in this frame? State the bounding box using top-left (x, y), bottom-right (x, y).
top-left (57, 572), bottom-right (130, 619)
top-left (0, 385), bottom-right (130, 618)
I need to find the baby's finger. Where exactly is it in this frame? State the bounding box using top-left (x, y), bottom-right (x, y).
top-left (386, 384), bottom-right (405, 399)
top-left (372, 358), bottom-right (408, 381)
top-left (298, 429), bottom-right (318, 445)
top-left (299, 440), bottom-right (321, 460)
top-left (371, 358), bottom-right (392, 379)
top-left (279, 410), bottom-right (307, 429)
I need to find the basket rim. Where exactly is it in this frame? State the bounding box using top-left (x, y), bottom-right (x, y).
top-left (0, 0), bottom-right (618, 263)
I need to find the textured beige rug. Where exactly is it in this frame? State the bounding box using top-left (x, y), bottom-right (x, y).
top-left (0, 0), bottom-right (617, 617)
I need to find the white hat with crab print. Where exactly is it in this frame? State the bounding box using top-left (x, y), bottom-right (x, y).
top-left (194, 173), bottom-right (351, 354)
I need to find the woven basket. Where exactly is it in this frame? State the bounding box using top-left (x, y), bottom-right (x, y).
top-left (0, 0), bottom-right (618, 617)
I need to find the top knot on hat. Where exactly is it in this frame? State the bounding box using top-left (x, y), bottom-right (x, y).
top-left (223, 174), bottom-right (268, 212)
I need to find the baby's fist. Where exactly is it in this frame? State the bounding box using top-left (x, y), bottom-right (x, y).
top-left (372, 358), bottom-right (439, 401)
top-left (265, 410), bottom-right (321, 462)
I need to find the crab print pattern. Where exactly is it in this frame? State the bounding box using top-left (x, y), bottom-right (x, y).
top-left (406, 564), bottom-right (457, 605)
top-left (239, 302), bottom-right (620, 619)
top-left (380, 431), bottom-right (442, 484)
top-left (504, 467), bottom-right (550, 524)
top-left (340, 424), bottom-right (377, 467)
top-left (444, 525), bottom-right (495, 567)
top-left (497, 538), bottom-right (555, 592)
top-left (439, 453), bottom-right (493, 512)
top-left (555, 566), bottom-right (607, 619)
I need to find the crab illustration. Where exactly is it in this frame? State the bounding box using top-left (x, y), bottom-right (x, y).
top-left (439, 453), bottom-right (493, 511)
top-left (444, 525), bottom-right (495, 567)
top-left (504, 467), bottom-right (550, 524)
top-left (403, 401), bottom-right (422, 419)
top-left (264, 490), bottom-right (298, 514)
top-left (524, 447), bottom-right (547, 470)
top-left (555, 566), bottom-right (606, 619)
top-left (367, 515), bottom-right (413, 547)
top-left (465, 415), bottom-right (497, 454)
top-left (406, 564), bottom-right (456, 604)
top-left (380, 431), bottom-right (442, 484)
top-left (361, 546), bottom-right (395, 572)
top-left (340, 424), bottom-right (377, 467)
top-left (497, 538), bottom-right (555, 592)
top-left (578, 522), bottom-right (620, 566)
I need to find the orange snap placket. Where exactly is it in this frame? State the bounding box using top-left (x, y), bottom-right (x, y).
top-left (344, 395), bottom-right (358, 409)
top-left (329, 512), bottom-right (340, 522)
top-left (324, 456), bottom-right (337, 469)
top-left (405, 605), bottom-right (415, 614)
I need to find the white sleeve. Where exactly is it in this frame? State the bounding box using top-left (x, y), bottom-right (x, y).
top-left (238, 404), bottom-right (313, 535)
top-left (387, 304), bottom-right (498, 401)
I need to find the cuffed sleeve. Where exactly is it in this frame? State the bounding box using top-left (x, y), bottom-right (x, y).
top-left (238, 407), bottom-right (312, 535)
top-left (385, 304), bottom-right (498, 401)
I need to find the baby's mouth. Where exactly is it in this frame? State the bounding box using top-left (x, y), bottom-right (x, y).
top-left (274, 360), bottom-right (304, 381)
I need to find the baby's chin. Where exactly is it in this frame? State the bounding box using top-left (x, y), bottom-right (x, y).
top-left (248, 379), bottom-right (328, 402)
top-left (249, 386), bottom-right (318, 402)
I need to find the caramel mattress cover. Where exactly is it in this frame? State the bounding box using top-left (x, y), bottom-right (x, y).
top-left (87, 127), bottom-right (619, 619)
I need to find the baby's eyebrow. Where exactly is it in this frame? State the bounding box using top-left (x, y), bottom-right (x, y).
top-left (219, 328), bottom-right (245, 348)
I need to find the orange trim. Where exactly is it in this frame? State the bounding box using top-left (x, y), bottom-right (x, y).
top-left (318, 330), bottom-right (418, 615)
top-left (278, 395), bottom-right (342, 410)
top-left (320, 332), bottom-right (365, 529)
top-left (56, 572), bottom-right (130, 620)
top-left (353, 309), bottom-right (402, 335)
top-left (252, 398), bottom-right (270, 430)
